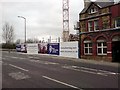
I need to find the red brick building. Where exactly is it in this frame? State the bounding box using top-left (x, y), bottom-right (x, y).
top-left (79, 1), bottom-right (120, 62)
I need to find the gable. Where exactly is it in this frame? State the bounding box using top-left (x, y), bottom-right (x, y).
top-left (80, 2), bottom-right (100, 14)
top-left (80, 1), bottom-right (114, 14)
top-left (87, 2), bottom-right (100, 14)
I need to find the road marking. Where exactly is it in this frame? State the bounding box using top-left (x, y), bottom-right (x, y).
top-left (42, 76), bottom-right (81, 89)
top-left (81, 70), bottom-right (108, 76)
top-left (63, 65), bottom-right (119, 76)
top-left (30, 60), bottom-right (59, 65)
top-left (11, 57), bottom-right (26, 60)
top-left (9, 64), bottom-right (29, 72)
top-left (80, 67), bottom-right (98, 72)
top-left (62, 66), bottom-right (108, 76)
top-left (5, 56), bottom-right (26, 60)
top-left (9, 72), bottom-right (30, 80)
top-left (28, 56), bottom-right (36, 59)
top-left (98, 70), bottom-right (118, 75)
top-left (44, 61), bottom-right (59, 65)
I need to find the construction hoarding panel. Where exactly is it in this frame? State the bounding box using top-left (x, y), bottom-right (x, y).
top-left (38, 43), bottom-right (48, 54)
top-left (48, 43), bottom-right (59, 55)
top-left (27, 43), bottom-right (38, 54)
top-left (60, 41), bottom-right (78, 58)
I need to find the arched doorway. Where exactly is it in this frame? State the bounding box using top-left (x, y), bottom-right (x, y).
top-left (112, 35), bottom-right (120, 62)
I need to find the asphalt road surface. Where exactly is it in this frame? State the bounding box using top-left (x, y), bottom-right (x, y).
top-left (1, 51), bottom-right (120, 89)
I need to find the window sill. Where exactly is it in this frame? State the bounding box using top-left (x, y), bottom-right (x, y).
top-left (94, 29), bottom-right (99, 31)
top-left (84, 54), bottom-right (93, 55)
top-left (88, 12), bottom-right (97, 15)
top-left (97, 54), bottom-right (107, 56)
top-left (115, 26), bottom-right (120, 28)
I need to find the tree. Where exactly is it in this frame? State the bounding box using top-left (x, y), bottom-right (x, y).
top-left (33, 38), bottom-right (39, 43)
top-left (15, 39), bottom-right (21, 44)
top-left (2, 22), bottom-right (15, 44)
top-left (26, 39), bottom-right (34, 43)
top-left (26, 38), bottom-right (39, 43)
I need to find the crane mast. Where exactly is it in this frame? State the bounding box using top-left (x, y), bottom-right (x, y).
top-left (62, 0), bottom-right (69, 42)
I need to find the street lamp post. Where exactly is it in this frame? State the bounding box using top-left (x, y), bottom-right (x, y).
top-left (18, 16), bottom-right (26, 44)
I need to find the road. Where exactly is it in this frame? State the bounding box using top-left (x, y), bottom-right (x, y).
top-left (1, 51), bottom-right (119, 89)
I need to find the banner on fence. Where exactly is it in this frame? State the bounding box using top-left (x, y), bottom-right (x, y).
top-left (27, 43), bottom-right (38, 54)
top-left (48, 43), bottom-right (59, 55)
top-left (60, 41), bottom-right (78, 58)
top-left (38, 43), bottom-right (48, 54)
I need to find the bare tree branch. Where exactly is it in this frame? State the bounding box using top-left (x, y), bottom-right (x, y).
top-left (2, 22), bottom-right (15, 44)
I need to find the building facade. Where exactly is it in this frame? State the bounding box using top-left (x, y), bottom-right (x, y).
top-left (68, 34), bottom-right (79, 41)
top-left (79, 1), bottom-right (120, 62)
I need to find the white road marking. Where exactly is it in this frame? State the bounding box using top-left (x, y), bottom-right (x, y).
top-left (5, 56), bottom-right (26, 60)
top-left (9, 64), bottom-right (29, 72)
top-left (4, 55), bottom-right (119, 76)
top-left (72, 65), bottom-right (79, 68)
top-left (63, 65), bottom-right (118, 76)
top-left (42, 76), bottom-right (81, 89)
top-left (98, 70), bottom-right (118, 75)
top-left (80, 67), bottom-right (98, 72)
top-left (30, 60), bottom-right (59, 65)
top-left (44, 61), bottom-right (59, 65)
top-left (81, 70), bottom-right (108, 76)
top-left (11, 57), bottom-right (26, 60)
top-left (62, 66), bottom-right (108, 76)
top-left (9, 72), bottom-right (30, 80)
top-left (28, 56), bottom-right (36, 59)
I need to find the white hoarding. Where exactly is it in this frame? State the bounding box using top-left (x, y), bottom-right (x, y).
top-left (60, 41), bottom-right (78, 58)
top-left (27, 43), bottom-right (38, 54)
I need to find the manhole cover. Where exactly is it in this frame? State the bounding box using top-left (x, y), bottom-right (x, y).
top-left (8, 72), bottom-right (30, 80)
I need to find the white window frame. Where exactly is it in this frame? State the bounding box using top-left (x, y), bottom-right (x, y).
top-left (115, 18), bottom-right (120, 28)
top-left (84, 41), bottom-right (92, 55)
top-left (97, 41), bottom-right (107, 55)
top-left (94, 20), bottom-right (99, 31)
top-left (88, 21), bottom-right (93, 32)
top-left (89, 8), bottom-right (97, 14)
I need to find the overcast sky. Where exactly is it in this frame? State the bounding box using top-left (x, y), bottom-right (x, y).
top-left (0, 0), bottom-right (119, 43)
top-left (0, 0), bottom-right (84, 42)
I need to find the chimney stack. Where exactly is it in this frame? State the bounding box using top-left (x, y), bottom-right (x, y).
top-left (84, 0), bottom-right (91, 7)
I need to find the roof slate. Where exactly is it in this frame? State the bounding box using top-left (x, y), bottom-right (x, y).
top-left (80, 1), bottom-right (114, 14)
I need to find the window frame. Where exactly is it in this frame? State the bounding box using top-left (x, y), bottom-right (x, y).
top-left (94, 20), bottom-right (99, 31)
top-left (88, 21), bottom-right (93, 32)
top-left (97, 41), bottom-right (107, 55)
top-left (115, 17), bottom-right (120, 28)
top-left (89, 7), bottom-right (97, 14)
top-left (84, 41), bottom-right (92, 55)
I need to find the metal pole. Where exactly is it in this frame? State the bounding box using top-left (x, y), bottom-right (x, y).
top-left (25, 18), bottom-right (26, 43)
top-left (18, 16), bottom-right (26, 44)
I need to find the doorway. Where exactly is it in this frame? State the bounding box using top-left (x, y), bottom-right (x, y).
top-left (112, 41), bottom-right (120, 62)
